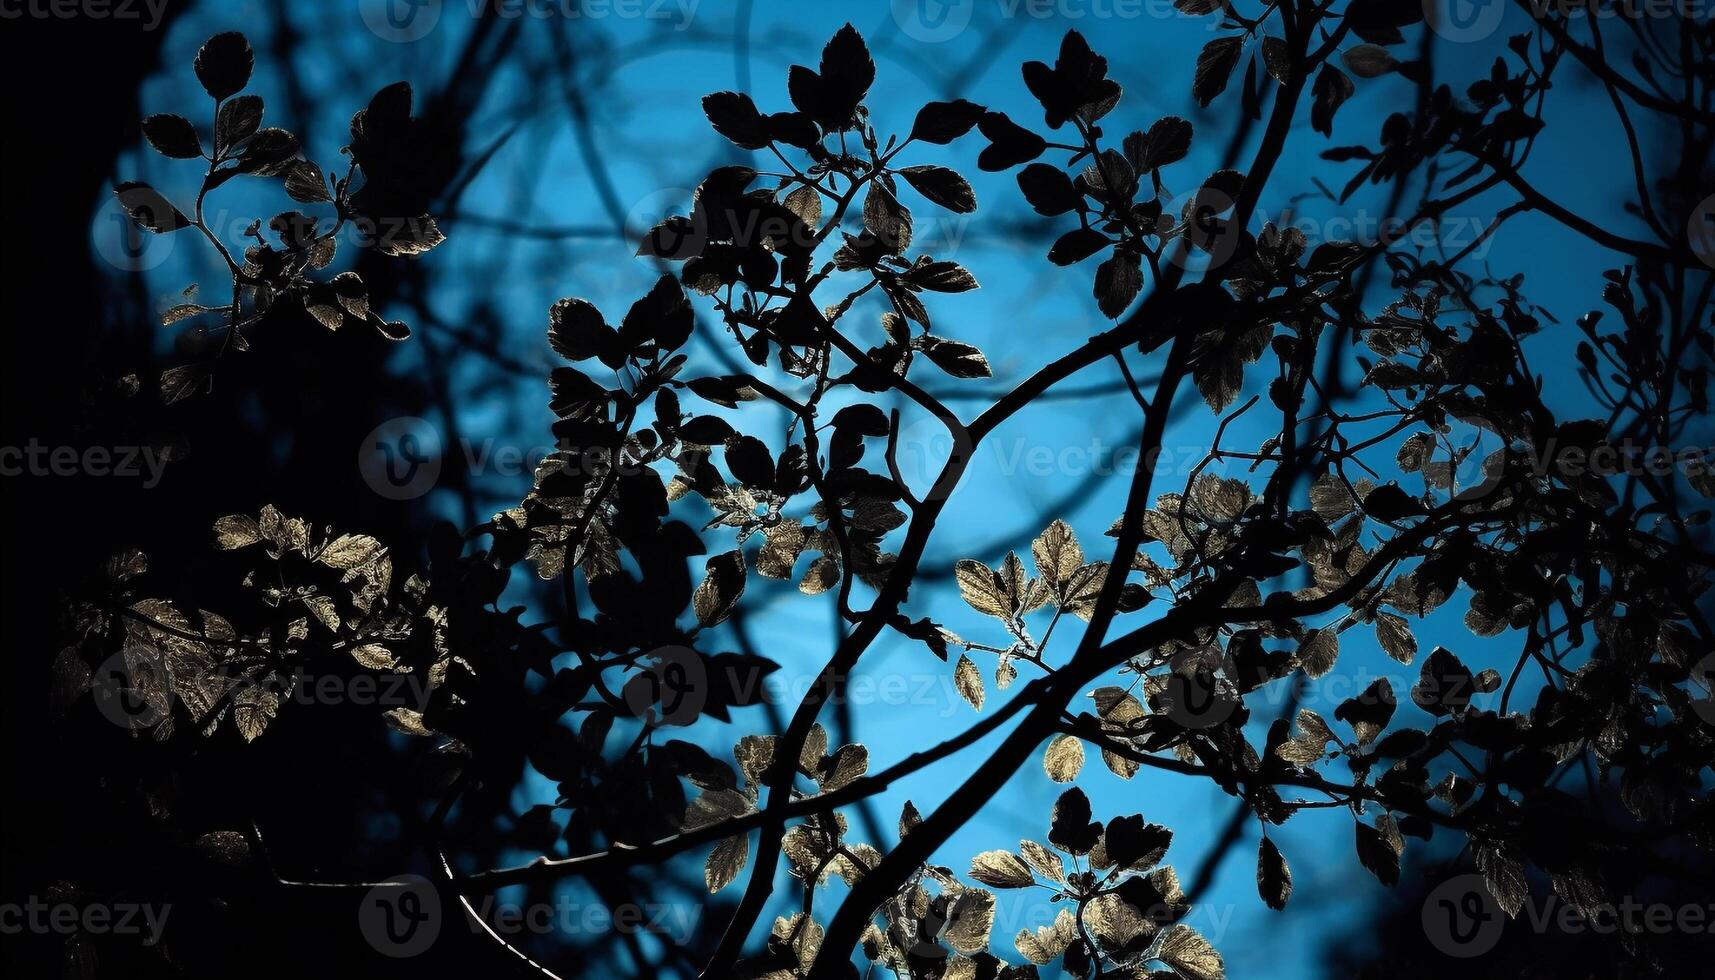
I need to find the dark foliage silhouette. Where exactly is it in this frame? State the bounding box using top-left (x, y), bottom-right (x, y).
top-left (20, 3), bottom-right (1715, 979)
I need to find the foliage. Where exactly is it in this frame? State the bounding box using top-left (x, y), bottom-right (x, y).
top-left (53, 5), bottom-right (1715, 979)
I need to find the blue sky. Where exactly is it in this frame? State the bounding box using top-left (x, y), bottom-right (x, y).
top-left (99, 1), bottom-right (1678, 975)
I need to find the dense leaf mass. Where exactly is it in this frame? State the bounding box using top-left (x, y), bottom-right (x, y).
top-left (52, 6), bottom-right (1715, 979)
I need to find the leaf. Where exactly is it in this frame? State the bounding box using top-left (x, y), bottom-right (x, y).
top-left (1095, 251), bottom-right (1143, 318)
top-left (215, 95), bottom-right (263, 154)
top-left (1275, 708), bottom-right (1334, 766)
top-left (706, 834), bottom-right (749, 892)
top-left (954, 654), bottom-right (985, 711)
top-left (284, 160), bottom-right (331, 203)
top-left (863, 183), bottom-right (912, 253)
top-left (1341, 44), bottom-right (1399, 78)
top-left (678, 415), bottom-right (736, 445)
top-left (726, 435), bottom-right (774, 488)
top-left (1031, 519), bottom-right (1084, 592)
top-left (384, 707), bottom-right (435, 736)
top-left (820, 743), bottom-right (868, 791)
top-left (799, 555), bottom-right (840, 595)
top-left (976, 111), bottom-right (1046, 171)
top-left (141, 114), bottom-right (202, 158)
top-left (213, 514), bottom-right (263, 550)
top-left (1396, 431), bottom-right (1435, 472)
top-left (233, 684), bottom-right (281, 742)
top-left (194, 830), bottom-right (253, 868)
top-left (920, 338), bottom-right (991, 378)
top-left (908, 261), bottom-right (980, 293)
top-left (911, 99), bottom-right (985, 144)
top-left (899, 800), bottom-right (922, 838)
top-left (621, 274), bottom-right (694, 352)
top-left (351, 643), bottom-right (398, 671)
top-left (160, 363), bottom-right (210, 404)
top-left (304, 594), bottom-right (341, 632)
top-left (1015, 909), bottom-right (1077, 964)
top-left (1261, 36), bottom-right (1292, 83)
top-left (969, 850), bottom-right (1035, 888)
top-left (897, 165), bottom-right (976, 214)
top-left (1043, 734), bottom-right (1085, 783)
top-left (1017, 163), bottom-right (1081, 217)
top-left (194, 32), bottom-right (253, 100)
top-left (318, 533), bottom-right (384, 570)
top-left (694, 551), bottom-right (746, 627)
top-left (1362, 483), bottom-right (1424, 521)
top-left (1048, 227), bottom-right (1110, 265)
top-left (1474, 842), bottom-right (1527, 918)
top-left (1375, 612), bottom-right (1417, 664)
top-left (832, 404), bottom-right (889, 437)
top-left (1048, 786), bottom-right (1100, 855)
top-left (1335, 678), bottom-right (1396, 744)
top-left (1354, 819), bottom-right (1400, 886)
top-left (1157, 924), bottom-right (1224, 980)
top-left (549, 298), bottom-right (611, 361)
top-left (233, 128), bottom-right (300, 176)
top-left (115, 182), bottom-right (190, 234)
top-left (1257, 838), bottom-right (1292, 910)
top-left (702, 91), bottom-right (769, 149)
top-left (1297, 628), bottom-right (1339, 678)
top-left (1411, 646), bottom-right (1476, 716)
top-left (783, 184), bottom-right (822, 229)
top-left (819, 23), bottom-right (875, 111)
top-left (1193, 36), bottom-right (1244, 107)
top-left (1129, 115), bottom-right (1193, 172)
top-left (954, 559), bottom-right (1009, 618)
top-left (1311, 66), bottom-right (1355, 137)
top-left (943, 889), bottom-right (995, 955)
top-left (1019, 840), bottom-right (1064, 883)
